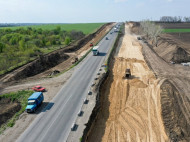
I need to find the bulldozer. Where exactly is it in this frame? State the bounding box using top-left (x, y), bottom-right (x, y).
top-left (125, 69), bottom-right (131, 78)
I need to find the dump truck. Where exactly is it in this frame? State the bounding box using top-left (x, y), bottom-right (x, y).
top-left (125, 69), bottom-right (131, 78)
top-left (25, 92), bottom-right (44, 113)
top-left (92, 46), bottom-right (99, 56)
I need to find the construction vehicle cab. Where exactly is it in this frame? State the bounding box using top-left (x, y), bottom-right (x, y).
top-left (125, 69), bottom-right (131, 78)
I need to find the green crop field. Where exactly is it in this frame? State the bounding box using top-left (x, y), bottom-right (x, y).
top-left (163, 29), bottom-right (190, 33)
top-left (0, 23), bottom-right (105, 35)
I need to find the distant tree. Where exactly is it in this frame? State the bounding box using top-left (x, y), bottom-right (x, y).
top-left (42, 30), bottom-right (49, 36)
top-left (57, 41), bottom-right (61, 45)
top-left (46, 41), bottom-right (51, 46)
top-left (54, 26), bottom-right (61, 35)
top-left (70, 30), bottom-right (85, 40)
top-left (140, 20), bottom-right (152, 38)
top-left (0, 42), bottom-right (5, 53)
top-left (140, 20), bottom-right (163, 47)
top-left (34, 39), bottom-right (42, 47)
top-left (152, 25), bottom-right (163, 47)
top-left (64, 36), bottom-right (71, 45)
top-left (160, 16), bottom-right (183, 23)
top-left (26, 27), bottom-right (33, 35)
top-left (37, 28), bottom-right (42, 34)
top-left (19, 39), bottom-right (26, 51)
top-left (184, 17), bottom-right (190, 22)
top-left (4, 28), bottom-right (12, 33)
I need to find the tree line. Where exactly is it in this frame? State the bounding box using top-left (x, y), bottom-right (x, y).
top-left (140, 20), bottom-right (162, 47)
top-left (0, 26), bottom-right (85, 73)
top-left (160, 16), bottom-right (190, 23)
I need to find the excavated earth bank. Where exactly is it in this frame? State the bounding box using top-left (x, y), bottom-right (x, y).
top-left (0, 98), bottom-right (21, 127)
top-left (130, 22), bottom-right (190, 64)
top-left (161, 80), bottom-right (190, 142)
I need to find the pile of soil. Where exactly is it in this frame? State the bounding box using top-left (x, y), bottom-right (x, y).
top-left (0, 98), bottom-right (21, 127)
top-left (153, 38), bottom-right (190, 63)
top-left (151, 33), bottom-right (190, 63)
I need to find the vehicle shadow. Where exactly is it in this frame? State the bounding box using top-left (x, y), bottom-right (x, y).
top-left (33, 102), bottom-right (54, 114)
top-left (98, 52), bottom-right (107, 56)
top-left (122, 75), bottom-right (139, 80)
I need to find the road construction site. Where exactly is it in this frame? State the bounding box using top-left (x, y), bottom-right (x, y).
top-left (86, 23), bottom-right (169, 142)
top-left (1, 22), bottom-right (190, 142)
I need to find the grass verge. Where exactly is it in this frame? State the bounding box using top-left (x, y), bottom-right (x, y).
top-left (0, 90), bottom-right (33, 134)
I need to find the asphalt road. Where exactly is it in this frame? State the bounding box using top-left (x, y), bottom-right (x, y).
top-left (16, 24), bottom-right (119, 142)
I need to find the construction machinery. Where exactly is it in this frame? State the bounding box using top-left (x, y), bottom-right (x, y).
top-left (125, 69), bottom-right (131, 78)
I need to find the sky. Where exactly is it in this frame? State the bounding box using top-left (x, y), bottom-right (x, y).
top-left (0, 0), bottom-right (189, 23)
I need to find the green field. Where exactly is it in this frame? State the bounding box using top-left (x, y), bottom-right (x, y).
top-left (163, 29), bottom-right (190, 33)
top-left (0, 23), bottom-right (105, 35)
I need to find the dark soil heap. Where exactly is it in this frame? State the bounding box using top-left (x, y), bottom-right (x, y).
top-left (0, 98), bottom-right (21, 127)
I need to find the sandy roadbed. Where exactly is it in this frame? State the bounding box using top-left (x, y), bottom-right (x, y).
top-left (87, 23), bottom-right (168, 142)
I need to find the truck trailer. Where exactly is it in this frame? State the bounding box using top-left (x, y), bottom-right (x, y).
top-left (92, 46), bottom-right (99, 56)
top-left (25, 92), bottom-right (44, 113)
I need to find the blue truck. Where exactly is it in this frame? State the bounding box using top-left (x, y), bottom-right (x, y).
top-left (25, 92), bottom-right (44, 113)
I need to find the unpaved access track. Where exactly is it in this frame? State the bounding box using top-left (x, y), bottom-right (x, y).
top-left (87, 23), bottom-right (168, 141)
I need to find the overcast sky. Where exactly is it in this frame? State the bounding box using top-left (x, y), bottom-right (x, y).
top-left (0, 0), bottom-right (189, 23)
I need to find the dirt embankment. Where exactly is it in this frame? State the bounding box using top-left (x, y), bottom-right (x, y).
top-left (0, 98), bottom-right (21, 127)
top-left (0, 23), bottom-right (113, 86)
top-left (160, 80), bottom-right (190, 142)
top-left (86, 23), bottom-right (168, 142)
top-left (153, 35), bottom-right (190, 63)
top-left (142, 42), bottom-right (190, 141)
top-left (130, 22), bottom-right (190, 64)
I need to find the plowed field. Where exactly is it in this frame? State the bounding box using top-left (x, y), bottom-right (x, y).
top-left (87, 24), bottom-right (168, 142)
